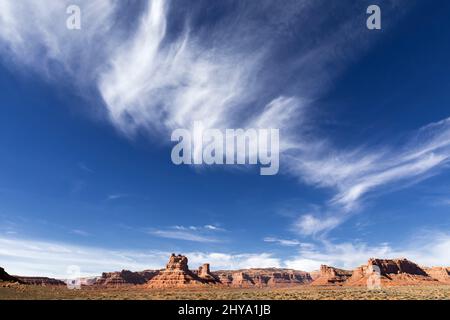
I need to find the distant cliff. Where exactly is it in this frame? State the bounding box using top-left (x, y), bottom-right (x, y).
top-left (8, 255), bottom-right (450, 288)
top-left (0, 267), bottom-right (22, 283)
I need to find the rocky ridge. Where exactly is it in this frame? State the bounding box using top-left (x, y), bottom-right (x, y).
top-left (95, 269), bottom-right (158, 286)
top-left (348, 258), bottom-right (438, 286)
top-left (7, 255), bottom-right (450, 289)
top-left (91, 256), bottom-right (450, 288)
top-left (0, 267), bottom-right (22, 283)
top-left (15, 276), bottom-right (65, 286)
top-left (213, 268), bottom-right (312, 287)
top-left (424, 267), bottom-right (450, 283)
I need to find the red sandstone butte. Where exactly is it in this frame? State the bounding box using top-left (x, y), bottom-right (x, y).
top-left (146, 254), bottom-right (220, 288)
top-left (311, 265), bottom-right (353, 286)
top-left (347, 258), bottom-right (438, 286)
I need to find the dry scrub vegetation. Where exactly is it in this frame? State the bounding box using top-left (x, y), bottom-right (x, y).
top-left (1, 283), bottom-right (450, 300)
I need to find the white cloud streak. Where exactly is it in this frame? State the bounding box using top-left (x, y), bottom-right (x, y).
top-left (147, 224), bottom-right (226, 243)
top-left (148, 229), bottom-right (219, 243)
top-left (291, 118), bottom-right (450, 236)
top-left (263, 237), bottom-right (301, 247)
top-left (70, 229), bottom-right (90, 237)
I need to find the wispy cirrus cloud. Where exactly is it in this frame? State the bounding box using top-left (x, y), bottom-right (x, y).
top-left (106, 193), bottom-right (129, 201)
top-left (263, 237), bottom-right (301, 247)
top-left (293, 215), bottom-right (342, 237)
top-left (70, 229), bottom-right (90, 237)
top-left (78, 162), bottom-right (94, 174)
top-left (2, 0), bottom-right (449, 239)
top-left (0, 0), bottom-right (399, 141)
top-left (148, 224), bottom-right (225, 243)
top-left (290, 117), bottom-right (450, 236)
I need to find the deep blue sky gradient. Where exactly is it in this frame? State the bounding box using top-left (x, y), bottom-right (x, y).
top-left (1, 1), bottom-right (450, 272)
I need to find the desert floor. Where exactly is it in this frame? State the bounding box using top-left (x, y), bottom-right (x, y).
top-left (1, 283), bottom-right (450, 300)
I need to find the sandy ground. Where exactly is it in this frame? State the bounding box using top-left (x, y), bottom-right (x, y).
top-left (1, 283), bottom-right (450, 300)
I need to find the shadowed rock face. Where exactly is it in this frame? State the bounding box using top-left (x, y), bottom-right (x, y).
top-left (311, 265), bottom-right (353, 286)
top-left (369, 258), bottom-right (428, 276)
top-left (0, 267), bottom-right (22, 283)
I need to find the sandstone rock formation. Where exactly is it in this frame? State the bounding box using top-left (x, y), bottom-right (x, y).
top-left (309, 270), bottom-right (321, 281)
top-left (196, 263), bottom-right (218, 283)
top-left (9, 254), bottom-right (444, 289)
top-left (147, 254), bottom-right (219, 288)
top-left (213, 268), bottom-right (312, 287)
top-left (311, 265), bottom-right (353, 286)
top-left (0, 267), bottom-right (22, 283)
top-left (347, 258), bottom-right (438, 286)
top-left (216, 271), bottom-right (254, 287)
top-left (95, 269), bottom-right (158, 286)
top-left (424, 267), bottom-right (450, 283)
top-left (16, 276), bottom-right (65, 286)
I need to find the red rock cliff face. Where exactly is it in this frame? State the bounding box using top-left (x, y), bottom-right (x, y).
top-left (311, 265), bottom-right (353, 286)
top-left (347, 258), bottom-right (438, 286)
top-left (196, 263), bottom-right (218, 283)
top-left (95, 269), bottom-right (158, 286)
top-left (213, 268), bottom-right (312, 287)
top-left (147, 254), bottom-right (220, 288)
top-left (16, 276), bottom-right (65, 286)
top-left (369, 258), bottom-right (428, 276)
top-left (146, 255), bottom-right (311, 288)
top-left (424, 267), bottom-right (450, 283)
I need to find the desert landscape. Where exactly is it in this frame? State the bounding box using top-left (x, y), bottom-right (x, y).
top-left (1, 253), bottom-right (449, 300)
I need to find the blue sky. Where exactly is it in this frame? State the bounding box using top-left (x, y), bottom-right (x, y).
top-left (1, 0), bottom-right (450, 278)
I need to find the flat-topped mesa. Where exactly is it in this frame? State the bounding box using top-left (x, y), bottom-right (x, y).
top-left (95, 269), bottom-right (158, 286)
top-left (213, 268), bottom-right (313, 287)
top-left (369, 258), bottom-right (428, 276)
top-left (15, 276), bottom-right (65, 286)
top-left (347, 258), bottom-right (437, 286)
top-left (147, 254), bottom-right (219, 288)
